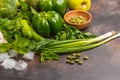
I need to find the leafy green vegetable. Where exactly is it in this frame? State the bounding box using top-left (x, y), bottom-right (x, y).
top-left (46, 31), bottom-right (118, 54)
top-left (13, 11), bottom-right (33, 22)
top-left (0, 18), bottom-right (30, 54)
top-left (54, 24), bottom-right (97, 40)
top-left (40, 50), bottom-right (59, 62)
top-left (17, 0), bottom-right (28, 11)
top-left (0, 18), bottom-right (22, 43)
top-left (0, 0), bottom-right (17, 19)
top-left (0, 43), bottom-right (11, 53)
top-left (25, 0), bottom-right (40, 11)
top-left (13, 0), bottom-right (33, 21)
top-left (12, 36), bottom-right (30, 54)
top-left (28, 40), bottom-right (51, 53)
top-left (0, 18), bottom-right (45, 54)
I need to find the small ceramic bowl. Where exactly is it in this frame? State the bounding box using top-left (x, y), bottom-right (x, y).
top-left (64, 10), bottom-right (92, 30)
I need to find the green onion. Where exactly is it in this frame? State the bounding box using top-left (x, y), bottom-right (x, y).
top-left (46, 32), bottom-right (119, 54)
top-left (83, 55), bottom-right (89, 60)
top-left (47, 31), bottom-right (115, 49)
top-left (47, 39), bottom-right (81, 47)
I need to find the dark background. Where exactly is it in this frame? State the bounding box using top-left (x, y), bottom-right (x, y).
top-left (1, 0), bottom-right (120, 80)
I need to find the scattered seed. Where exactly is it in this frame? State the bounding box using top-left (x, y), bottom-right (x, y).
top-left (70, 60), bottom-right (75, 64)
top-left (74, 59), bottom-right (80, 62)
top-left (76, 53), bottom-right (81, 57)
top-left (83, 55), bottom-right (88, 60)
top-left (67, 55), bottom-right (72, 60)
top-left (66, 53), bottom-right (89, 65)
top-left (66, 60), bottom-right (71, 63)
top-left (72, 53), bottom-right (77, 56)
top-left (78, 60), bottom-right (83, 65)
top-left (71, 55), bottom-right (76, 59)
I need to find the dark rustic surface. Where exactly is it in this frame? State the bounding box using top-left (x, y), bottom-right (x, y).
top-left (1, 0), bottom-right (120, 80)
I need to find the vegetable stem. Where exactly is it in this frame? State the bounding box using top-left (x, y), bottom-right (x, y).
top-left (47, 39), bottom-right (84, 47)
top-left (48, 33), bottom-right (120, 54)
top-left (94, 31), bottom-right (115, 41)
top-left (47, 31), bottom-right (115, 48)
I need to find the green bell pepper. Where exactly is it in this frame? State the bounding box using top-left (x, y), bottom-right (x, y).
top-left (32, 11), bottom-right (64, 37)
top-left (39, 0), bottom-right (67, 17)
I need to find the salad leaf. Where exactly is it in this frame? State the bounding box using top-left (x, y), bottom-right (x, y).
top-left (0, 18), bottom-right (22, 43)
top-left (0, 18), bottom-right (30, 54)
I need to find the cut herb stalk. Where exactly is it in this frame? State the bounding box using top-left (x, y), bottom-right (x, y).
top-left (47, 31), bottom-right (115, 49)
top-left (46, 32), bottom-right (120, 54)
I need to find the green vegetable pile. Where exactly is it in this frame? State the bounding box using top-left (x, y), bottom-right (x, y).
top-left (0, 0), bottom-right (119, 62)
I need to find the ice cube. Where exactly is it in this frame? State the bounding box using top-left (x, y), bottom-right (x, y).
top-left (8, 49), bottom-right (18, 57)
top-left (0, 53), bottom-right (10, 62)
top-left (23, 51), bottom-right (35, 60)
top-left (1, 59), bottom-right (17, 69)
top-left (14, 60), bottom-right (28, 71)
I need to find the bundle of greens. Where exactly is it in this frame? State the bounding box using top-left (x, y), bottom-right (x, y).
top-left (0, 0), bottom-right (120, 63)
